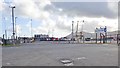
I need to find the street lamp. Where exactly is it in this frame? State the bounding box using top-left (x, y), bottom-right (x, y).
top-left (80, 20), bottom-right (85, 43)
top-left (10, 5), bottom-right (15, 44)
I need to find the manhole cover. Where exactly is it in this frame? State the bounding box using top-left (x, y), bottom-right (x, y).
top-left (60, 58), bottom-right (74, 66)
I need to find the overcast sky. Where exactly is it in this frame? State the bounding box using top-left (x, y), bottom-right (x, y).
top-left (0, 0), bottom-right (119, 38)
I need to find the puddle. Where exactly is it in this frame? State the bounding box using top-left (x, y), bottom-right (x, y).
top-left (60, 58), bottom-right (74, 66)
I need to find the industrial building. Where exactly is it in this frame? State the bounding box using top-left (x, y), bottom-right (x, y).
top-left (66, 30), bottom-right (120, 44)
top-left (34, 34), bottom-right (49, 41)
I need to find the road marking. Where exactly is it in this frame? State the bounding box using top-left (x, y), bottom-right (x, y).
top-left (77, 57), bottom-right (86, 60)
top-left (60, 58), bottom-right (74, 66)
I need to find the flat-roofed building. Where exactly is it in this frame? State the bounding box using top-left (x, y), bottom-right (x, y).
top-left (34, 34), bottom-right (49, 41)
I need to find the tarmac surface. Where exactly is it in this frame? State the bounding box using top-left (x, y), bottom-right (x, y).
top-left (2, 41), bottom-right (118, 66)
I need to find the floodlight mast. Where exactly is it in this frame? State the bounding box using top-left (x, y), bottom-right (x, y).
top-left (10, 5), bottom-right (15, 45)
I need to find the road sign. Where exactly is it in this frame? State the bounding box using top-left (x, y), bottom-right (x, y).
top-left (95, 27), bottom-right (107, 33)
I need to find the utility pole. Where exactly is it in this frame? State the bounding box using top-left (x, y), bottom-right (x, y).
top-left (10, 6), bottom-right (15, 45)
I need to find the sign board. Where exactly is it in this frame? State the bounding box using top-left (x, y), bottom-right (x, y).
top-left (104, 26), bottom-right (107, 32)
top-left (95, 26), bottom-right (107, 33)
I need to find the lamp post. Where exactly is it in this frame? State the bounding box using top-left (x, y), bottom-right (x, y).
top-left (10, 5), bottom-right (15, 45)
top-left (15, 17), bottom-right (17, 40)
top-left (80, 20), bottom-right (84, 43)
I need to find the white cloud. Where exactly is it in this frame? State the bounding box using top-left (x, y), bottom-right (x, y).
top-left (1, 0), bottom-right (119, 37)
top-left (33, 27), bottom-right (47, 34)
top-left (71, 17), bottom-right (118, 33)
top-left (12, 0), bottom-right (51, 20)
top-left (0, 0), bottom-right (3, 11)
top-left (0, 0), bottom-right (7, 11)
top-left (58, 8), bottom-right (63, 12)
top-left (98, 18), bottom-right (118, 31)
top-left (107, 2), bottom-right (118, 14)
top-left (35, 0), bottom-right (51, 8)
top-left (107, 0), bottom-right (119, 2)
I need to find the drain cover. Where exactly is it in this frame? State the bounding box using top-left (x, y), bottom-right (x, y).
top-left (60, 58), bottom-right (74, 66)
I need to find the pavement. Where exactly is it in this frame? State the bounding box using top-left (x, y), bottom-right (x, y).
top-left (2, 41), bottom-right (118, 66)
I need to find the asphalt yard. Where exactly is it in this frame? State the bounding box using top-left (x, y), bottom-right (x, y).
top-left (2, 41), bottom-right (118, 66)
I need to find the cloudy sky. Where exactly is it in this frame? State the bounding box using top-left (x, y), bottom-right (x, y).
top-left (0, 0), bottom-right (119, 38)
